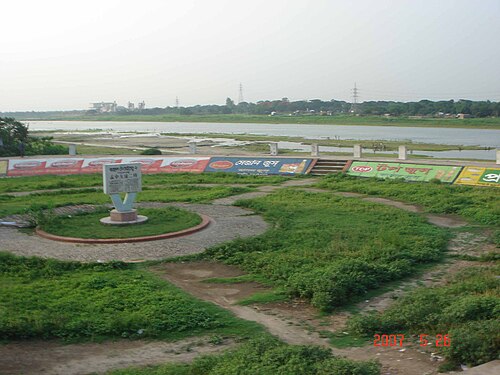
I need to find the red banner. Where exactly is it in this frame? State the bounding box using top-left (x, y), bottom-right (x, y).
top-left (5, 157), bottom-right (211, 176)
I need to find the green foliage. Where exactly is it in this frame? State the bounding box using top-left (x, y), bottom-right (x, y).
top-left (0, 117), bottom-right (29, 156)
top-left (140, 148), bottom-right (162, 155)
top-left (0, 253), bottom-right (262, 341)
top-left (317, 174), bottom-right (500, 227)
top-left (25, 136), bottom-right (68, 156)
top-left (0, 185), bottom-right (251, 217)
top-left (0, 117), bottom-right (67, 156)
top-left (205, 189), bottom-right (447, 310)
top-left (347, 266), bottom-right (500, 366)
top-left (107, 337), bottom-right (380, 375)
top-left (0, 172), bottom-right (287, 194)
top-left (39, 207), bottom-right (202, 239)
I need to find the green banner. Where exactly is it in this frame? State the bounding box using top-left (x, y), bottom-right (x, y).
top-left (348, 161), bottom-right (462, 183)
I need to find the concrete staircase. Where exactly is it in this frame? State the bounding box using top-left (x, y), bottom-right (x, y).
top-left (309, 159), bottom-right (349, 175)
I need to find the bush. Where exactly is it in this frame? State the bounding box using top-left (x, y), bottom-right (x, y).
top-left (207, 189), bottom-right (447, 310)
top-left (347, 266), bottom-right (500, 366)
top-left (442, 320), bottom-right (500, 366)
top-left (0, 253), bottom-right (260, 341)
top-left (141, 148), bottom-right (162, 155)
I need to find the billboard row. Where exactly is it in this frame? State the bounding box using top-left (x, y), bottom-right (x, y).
top-left (2, 156), bottom-right (313, 177)
top-left (347, 161), bottom-right (462, 183)
top-left (454, 166), bottom-right (500, 187)
top-left (5, 157), bottom-right (210, 177)
top-left (204, 157), bottom-right (313, 175)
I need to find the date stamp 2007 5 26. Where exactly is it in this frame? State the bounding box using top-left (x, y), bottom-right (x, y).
top-left (373, 334), bottom-right (450, 347)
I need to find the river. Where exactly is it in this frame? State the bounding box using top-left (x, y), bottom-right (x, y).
top-left (27, 120), bottom-right (499, 160)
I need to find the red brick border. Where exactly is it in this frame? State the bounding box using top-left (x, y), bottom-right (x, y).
top-left (35, 214), bottom-right (212, 244)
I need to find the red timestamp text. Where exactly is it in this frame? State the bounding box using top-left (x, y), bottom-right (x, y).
top-left (373, 334), bottom-right (451, 347)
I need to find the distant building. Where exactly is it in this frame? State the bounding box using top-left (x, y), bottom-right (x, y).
top-left (128, 102), bottom-right (135, 111)
top-left (456, 113), bottom-right (472, 119)
top-left (138, 101), bottom-right (145, 110)
top-left (90, 101), bottom-right (117, 113)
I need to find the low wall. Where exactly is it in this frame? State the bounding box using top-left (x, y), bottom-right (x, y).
top-left (1, 156), bottom-right (498, 187)
top-left (0, 156), bottom-right (316, 177)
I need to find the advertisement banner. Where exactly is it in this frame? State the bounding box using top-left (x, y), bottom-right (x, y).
top-left (6, 157), bottom-right (210, 176)
top-left (204, 157), bottom-right (313, 175)
top-left (454, 166), bottom-right (500, 187)
top-left (347, 161), bottom-right (462, 183)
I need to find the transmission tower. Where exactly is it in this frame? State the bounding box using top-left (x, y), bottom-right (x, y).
top-left (175, 96), bottom-right (179, 108)
top-left (350, 83), bottom-right (359, 114)
top-left (238, 83), bottom-right (244, 104)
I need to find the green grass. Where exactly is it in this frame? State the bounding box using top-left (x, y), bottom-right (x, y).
top-left (0, 252), bottom-right (263, 342)
top-left (204, 189), bottom-right (448, 311)
top-left (347, 265), bottom-right (500, 367)
top-left (316, 174), bottom-right (500, 249)
top-left (105, 337), bottom-right (381, 375)
top-left (75, 145), bottom-right (142, 155)
top-left (0, 185), bottom-right (251, 218)
top-left (39, 207), bottom-right (201, 239)
top-left (317, 174), bottom-right (500, 227)
top-left (21, 113), bottom-right (500, 129)
top-left (236, 290), bottom-right (289, 306)
top-left (0, 172), bottom-right (288, 194)
top-left (318, 331), bottom-right (369, 349)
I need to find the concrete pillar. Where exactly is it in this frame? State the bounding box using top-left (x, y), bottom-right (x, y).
top-left (398, 145), bottom-right (407, 160)
top-left (188, 142), bottom-right (197, 154)
top-left (68, 144), bottom-right (77, 155)
top-left (270, 143), bottom-right (278, 156)
top-left (353, 144), bottom-right (362, 158)
top-left (496, 149), bottom-right (500, 165)
top-left (311, 143), bottom-right (320, 157)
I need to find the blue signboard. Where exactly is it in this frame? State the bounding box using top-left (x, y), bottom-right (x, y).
top-left (204, 157), bottom-right (314, 175)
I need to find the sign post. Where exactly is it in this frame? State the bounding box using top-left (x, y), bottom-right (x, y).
top-left (100, 163), bottom-right (148, 225)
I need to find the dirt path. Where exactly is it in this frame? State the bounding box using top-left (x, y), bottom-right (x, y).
top-left (153, 261), bottom-right (441, 375)
top-left (0, 336), bottom-right (235, 375)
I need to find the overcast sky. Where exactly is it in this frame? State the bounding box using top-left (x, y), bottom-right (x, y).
top-left (1, 0), bottom-right (499, 111)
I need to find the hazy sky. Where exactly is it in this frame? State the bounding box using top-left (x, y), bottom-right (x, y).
top-left (2, 0), bottom-right (499, 111)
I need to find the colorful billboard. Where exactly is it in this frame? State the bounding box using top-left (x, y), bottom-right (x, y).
top-left (347, 161), bottom-right (462, 183)
top-left (454, 166), bottom-right (500, 187)
top-left (5, 157), bottom-right (210, 176)
top-left (204, 157), bottom-right (313, 175)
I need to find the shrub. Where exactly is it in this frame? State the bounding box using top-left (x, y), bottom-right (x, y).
top-left (442, 320), bottom-right (500, 366)
top-left (141, 148), bottom-right (162, 155)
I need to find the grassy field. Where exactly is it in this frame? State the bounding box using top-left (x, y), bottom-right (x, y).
top-left (39, 207), bottom-right (202, 239)
top-left (20, 114), bottom-right (500, 129)
top-left (348, 265), bottom-right (500, 368)
top-left (0, 252), bottom-right (262, 342)
top-left (0, 172), bottom-right (288, 194)
top-left (73, 144), bottom-right (143, 155)
top-left (204, 189), bottom-right (448, 311)
top-left (316, 174), bottom-right (500, 227)
top-left (0, 185), bottom-right (251, 218)
top-left (106, 337), bottom-right (380, 375)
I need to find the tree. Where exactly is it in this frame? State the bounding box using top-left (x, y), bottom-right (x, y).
top-left (0, 117), bottom-right (67, 156)
top-left (0, 117), bottom-right (29, 156)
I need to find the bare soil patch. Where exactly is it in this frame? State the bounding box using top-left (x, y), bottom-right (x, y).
top-left (0, 337), bottom-right (235, 375)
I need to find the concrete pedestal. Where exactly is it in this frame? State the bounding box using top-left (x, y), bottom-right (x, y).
top-left (100, 209), bottom-right (148, 225)
top-left (353, 144), bottom-right (362, 158)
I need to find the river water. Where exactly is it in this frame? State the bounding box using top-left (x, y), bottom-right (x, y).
top-left (28, 120), bottom-right (499, 160)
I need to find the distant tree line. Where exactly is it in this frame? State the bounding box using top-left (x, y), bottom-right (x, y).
top-left (130, 98), bottom-right (500, 117)
top-left (2, 98), bottom-right (499, 118)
